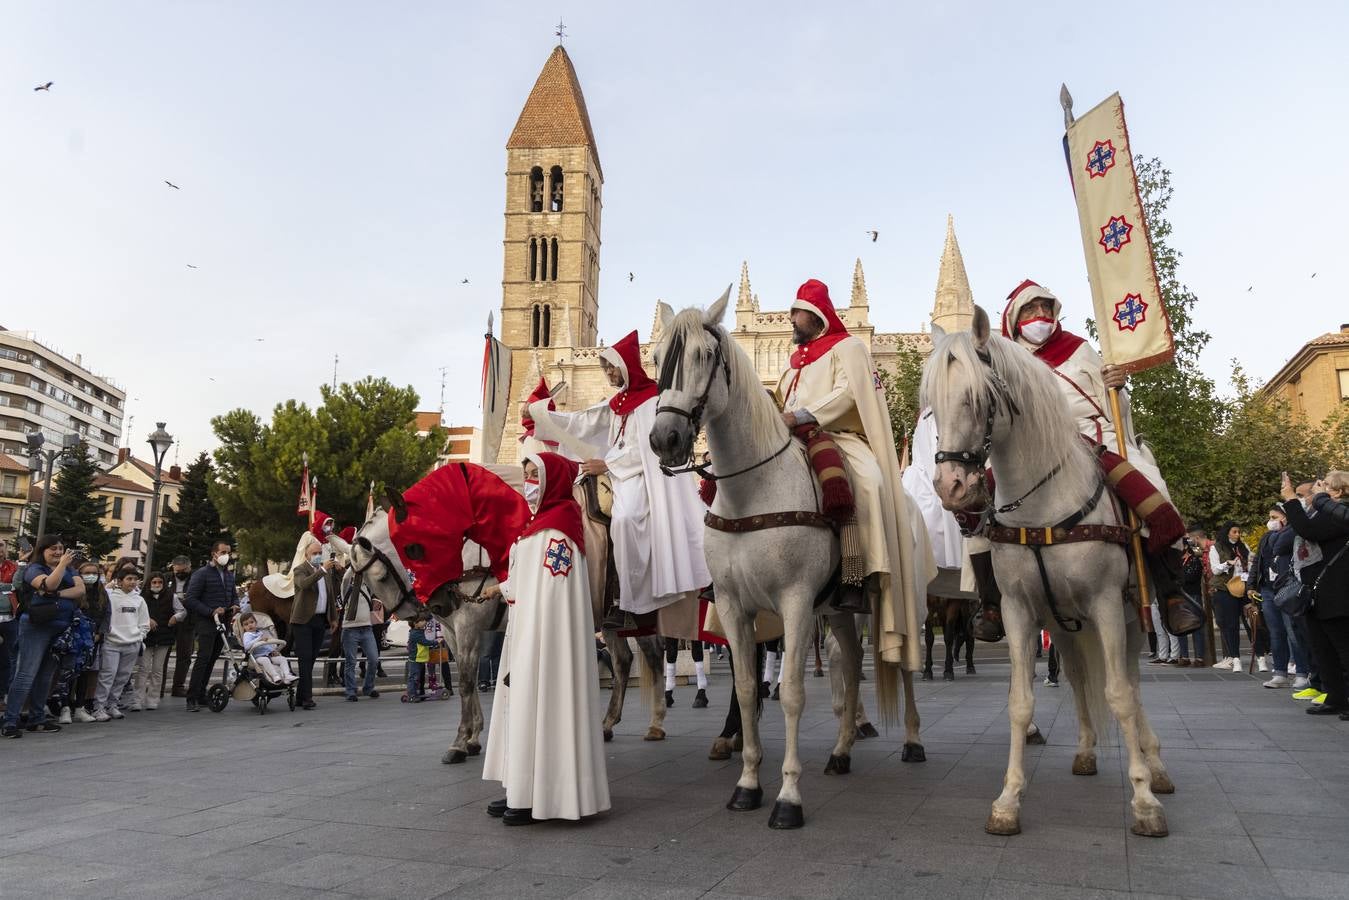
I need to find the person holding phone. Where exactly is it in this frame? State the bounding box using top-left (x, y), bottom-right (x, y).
top-left (2, 535), bottom-right (85, 737)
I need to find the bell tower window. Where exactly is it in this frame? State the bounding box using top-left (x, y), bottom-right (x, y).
top-left (539, 238), bottom-right (549, 283)
top-left (527, 238), bottom-right (537, 280)
top-left (530, 304), bottom-right (541, 347)
top-left (528, 167), bottom-right (544, 213)
top-left (550, 166), bottom-right (564, 211)
top-left (550, 238), bottom-right (559, 281)
top-left (541, 304), bottom-right (551, 347)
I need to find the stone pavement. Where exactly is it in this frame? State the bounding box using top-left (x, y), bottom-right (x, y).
top-left (2, 650), bottom-right (1348, 899)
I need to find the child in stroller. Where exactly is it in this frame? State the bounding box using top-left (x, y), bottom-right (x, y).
top-left (239, 612), bottom-right (296, 685)
top-left (199, 611), bottom-right (297, 714)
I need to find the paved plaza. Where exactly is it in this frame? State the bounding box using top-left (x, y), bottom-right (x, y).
top-left (2, 650), bottom-right (1348, 899)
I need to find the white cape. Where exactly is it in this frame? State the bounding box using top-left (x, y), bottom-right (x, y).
top-left (481, 527), bottom-right (609, 820)
top-left (533, 396), bottom-right (710, 615)
top-left (901, 409), bottom-right (966, 571)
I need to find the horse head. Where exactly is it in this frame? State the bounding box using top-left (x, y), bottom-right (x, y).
top-left (350, 507), bottom-right (423, 621)
top-left (921, 306), bottom-right (997, 512)
top-left (649, 285), bottom-right (732, 468)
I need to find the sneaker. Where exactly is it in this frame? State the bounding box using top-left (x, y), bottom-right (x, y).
top-left (145, 703), bottom-right (158, 711)
top-left (1292, 677), bottom-right (1311, 691)
top-left (1212, 657), bottom-right (1233, 669)
top-left (73, 707), bottom-right (96, 723)
top-left (107, 707), bottom-right (124, 720)
top-left (1293, 686), bottom-right (1320, 700)
top-left (58, 707), bottom-right (73, 725)
top-left (127, 704), bottom-right (142, 712)
top-left (1263, 675), bottom-right (1290, 689)
top-left (1257, 657), bottom-right (1270, 673)
top-left (92, 709), bottom-right (111, 722)
top-left (1314, 692), bottom-right (1329, 705)
top-left (1232, 657), bottom-right (1245, 672)
top-left (1, 726), bottom-right (20, 739)
top-left (1043, 677), bottom-right (1059, 687)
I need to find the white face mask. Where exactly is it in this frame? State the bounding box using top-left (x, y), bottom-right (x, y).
top-left (216, 553), bottom-right (231, 567)
top-left (1018, 317), bottom-right (1056, 346)
top-left (310, 553), bottom-right (323, 566)
top-left (523, 479), bottom-right (540, 509)
top-left (1266, 518), bottom-right (1282, 531)
top-left (81, 574), bottom-right (99, 585)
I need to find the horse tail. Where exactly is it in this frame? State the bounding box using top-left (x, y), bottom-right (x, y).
top-left (874, 660), bottom-right (901, 729)
top-left (1054, 626), bottom-right (1117, 747)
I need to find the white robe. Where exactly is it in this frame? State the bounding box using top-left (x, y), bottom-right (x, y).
top-left (481, 527), bottom-right (609, 820)
top-left (539, 397), bottom-right (711, 615)
top-left (902, 409), bottom-right (966, 571)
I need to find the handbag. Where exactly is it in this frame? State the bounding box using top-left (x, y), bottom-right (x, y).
top-left (1163, 590), bottom-right (1204, 636)
top-left (26, 596), bottom-right (60, 626)
top-left (1225, 573), bottom-right (1247, 596)
top-left (1273, 576), bottom-right (1311, 617)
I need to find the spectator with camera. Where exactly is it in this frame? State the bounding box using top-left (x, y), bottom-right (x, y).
top-left (1280, 472), bottom-right (1349, 717)
top-left (2, 535), bottom-right (84, 737)
top-left (1249, 503), bottom-right (1309, 689)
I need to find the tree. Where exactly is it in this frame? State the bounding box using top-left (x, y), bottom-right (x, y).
top-left (877, 341), bottom-right (926, 460)
top-left (24, 442), bottom-right (122, 558)
top-left (210, 377), bottom-right (442, 566)
top-left (152, 452), bottom-right (231, 569)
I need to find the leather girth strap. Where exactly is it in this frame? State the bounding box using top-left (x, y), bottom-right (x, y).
top-left (984, 523), bottom-right (1131, 547)
top-left (704, 510), bottom-right (834, 533)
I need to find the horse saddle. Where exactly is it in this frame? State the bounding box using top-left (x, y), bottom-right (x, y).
top-left (580, 473), bottom-right (613, 524)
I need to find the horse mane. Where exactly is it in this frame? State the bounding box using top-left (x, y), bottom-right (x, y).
top-left (921, 330), bottom-right (1097, 502)
top-left (664, 306), bottom-right (787, 454)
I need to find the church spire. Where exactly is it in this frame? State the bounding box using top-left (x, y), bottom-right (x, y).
top-left (931, 214), bottom-right (974, 333)
top-left (506, 46), bottom-right (602, 176)
top-left (736, 261), bottom-right (755, 311)
top-left (849, 258), bottom-right (869, 308)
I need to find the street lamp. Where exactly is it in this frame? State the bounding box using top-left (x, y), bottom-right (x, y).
top-left (143, 422), bottom-right (173, 575)
top-left (27, 431), bottom-right (82, 539)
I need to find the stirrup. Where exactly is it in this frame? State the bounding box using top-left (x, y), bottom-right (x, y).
top-left (601, 606), bottom-right (632, 631)
top-left (830, 583), bottom-right (869, 614)
top-left (972, 605), bottom-right (1005, 643)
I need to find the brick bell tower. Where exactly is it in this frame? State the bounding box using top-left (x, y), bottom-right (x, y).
top-left (498, 45), bottom-right (603, 458)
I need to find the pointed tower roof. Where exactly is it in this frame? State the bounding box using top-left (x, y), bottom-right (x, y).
top-left (849, 258), bottom-right (869, 308)
top-left (736, 261), bottom-right (755, 310)
top-left (932, 214), bottom-right (974, 332)
top-left (507, 46), bottom-right (602, 176)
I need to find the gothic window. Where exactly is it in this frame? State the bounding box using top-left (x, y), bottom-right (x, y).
top-left (530, 304), bottom-right (541, 347)
top-left (539, 237), bottom-right (549, 283)
top-left (541, 304), bottom-right (552, 347)
top-left (528, 167), bottom-right (544, 213)
top-left (527, 238), bottom-right (537, 280)
top-left (550, 166), bottom-right (564, 211)
top-left (550, 238), bottom-right (559, 281)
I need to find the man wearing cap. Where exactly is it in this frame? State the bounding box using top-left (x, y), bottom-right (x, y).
top-left (776, 278), bottom-right (933, 672)
top-left (530, 331), bottom-right (710, 628)
top-left (967, 279), bottom-right (1184, 640)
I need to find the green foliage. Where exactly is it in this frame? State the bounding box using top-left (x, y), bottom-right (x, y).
top-left (25, 442), bottom-right (123, 558)
top-left (210, 377), bottom-right (441, 566)
top-left (877, 342), bottom-right (926, 458)
top-left (152, 452), bottom-right (231, 570)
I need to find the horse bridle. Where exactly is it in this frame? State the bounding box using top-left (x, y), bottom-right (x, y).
top-left (654, 323), bottom-right (795, 481)
top-left (350, 539), bottom-right (418, 611)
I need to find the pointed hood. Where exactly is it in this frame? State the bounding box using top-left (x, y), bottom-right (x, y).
top-left (519, 377), bottom-right (558, 445)
top-left (789, 279), bottom-right (850, 368)
top-left (519, 452), bottom-right (585, 553)
top-left (1000, 278), bottom-right (1084, 368)
top-left (599, 330), bottom-right (658, 415)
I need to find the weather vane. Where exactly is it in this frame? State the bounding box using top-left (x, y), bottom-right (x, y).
top-left (555, 17), bottom-right (566, 44)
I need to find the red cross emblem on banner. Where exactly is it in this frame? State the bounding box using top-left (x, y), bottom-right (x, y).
top-left (1098, 215), bottom-right (1133, 254)
top-left (543, 538), bottom-right (574, 577)
top-left (1085, 140), bottom-right (1117, 179)
top-left (1112, 294), bottom-right (1148, 332)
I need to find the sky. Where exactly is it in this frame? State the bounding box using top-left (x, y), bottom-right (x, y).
top-left (3, 1), bottom-right (1346, 463)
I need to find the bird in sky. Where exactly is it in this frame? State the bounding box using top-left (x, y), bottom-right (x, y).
top-left (186, 264), bottom-right (198, 269)
top-left (1311, 272), bottom-right (1317, 279)
top-left (461, 278), bottom-right (470, 284)
top-left (866, 230), bottom-right (879, 242)
top-left (628, 272), bottom-right (634, 282)
top-left (1246, 286), bottom-right (1253, 292)
top-left (164, 181), bottom-right (180, 190)
top-left (34, 82), bottom-right (52, 92)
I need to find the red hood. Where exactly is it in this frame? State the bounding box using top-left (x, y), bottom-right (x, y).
top-left (520, 376), bottom-right (557, 441)
top-left (601, 330), bottom-right (658, 416)
top-left (1000, 278), bottom-right (1084, 368)
top-left (789, 279), bottom-right (850, 368)
top-left (519, 452), bottom-right (585, 553)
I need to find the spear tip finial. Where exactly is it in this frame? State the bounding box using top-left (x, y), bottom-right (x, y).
top-left (1060, 83), bottom-right (1075, 129)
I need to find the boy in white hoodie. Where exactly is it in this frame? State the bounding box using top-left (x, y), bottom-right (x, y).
top-left (94, 568), bottom-right (151, 722)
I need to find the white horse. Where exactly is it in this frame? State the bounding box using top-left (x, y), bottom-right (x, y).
top-left (921, 307), bottom-right (1173, 837)
top-left (648, 289), bottom-right (923, 830)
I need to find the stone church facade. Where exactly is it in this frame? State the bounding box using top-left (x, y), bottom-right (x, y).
top-left (493, 46), bottom-right (974, 462)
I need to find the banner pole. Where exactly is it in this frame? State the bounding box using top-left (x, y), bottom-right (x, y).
top-left (1108, 387), bottom-right (1153, 631)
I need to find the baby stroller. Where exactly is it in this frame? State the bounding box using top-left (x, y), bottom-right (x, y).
top-left (204, 612), bottom-right (296, 715)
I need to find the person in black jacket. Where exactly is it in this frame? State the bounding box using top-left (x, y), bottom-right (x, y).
top-left (1280, 472), bottom-right (1349, 717)
top-left (1248, 505), bottom-right (1308, 689)
top-left (131, 572), bottom-right (178, 711)
top-left (184, 540), bottom-right (237, 712)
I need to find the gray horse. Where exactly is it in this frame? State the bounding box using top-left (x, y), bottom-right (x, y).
top-left (648, 289), bottom-right (921, 830)
top-left (921, 307), bottom-right (1173, 837)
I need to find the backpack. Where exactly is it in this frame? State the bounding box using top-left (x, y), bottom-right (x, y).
top-left (12, 563), bottom-right (33, 613)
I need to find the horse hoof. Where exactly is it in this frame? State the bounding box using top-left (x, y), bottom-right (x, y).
top-left (901, 742), bottom-right (926, 763)
top-left (1025, 728), bottom-right (1047, 746)
top-left (708, 737), bottom-right (733, 761)
top-left (920, 670), bottom-right (933, 682)
top-left (1131, 808), bottom-right (1169, 838)
top-left (966, 665), bottom-right (976, 675)
top-left (442, 750), bottom-right (468, 765)
top-left (858, 723), bottom-right (880, 739)
top-left (768, 801), bottom-right (805, 829)
top-left (1072, 754), bottom-right (1098, 776)
top-left (985, 809), bottom-right (1021, 836)
top-left (824, 753), bottom-right (851, 775)
top-left (727, 786), bottom-right (763, 812)
top-left (603, 729), bottom-right (614, 743)
top-left (943, 671), bottom-right (955, 682)
top-left (466, 742), bottom-right (482, 757)
top-left (1150, 772), bottom-right (1176, 795)
top-left (643, 727), bottom-right (665, 742)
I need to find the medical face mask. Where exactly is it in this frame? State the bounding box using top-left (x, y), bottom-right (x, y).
top-left (82, 574), bottom-right (99, 585)
top-left (1266, 519), bottom-right (1282, 531)
top-left (1018, 317), bottom-right (1056, 346)
top-left (310, 553), bottom-right (323, 566)
top-left (216, 553), bottom-right (231, 567)
top-left (524, 479), bottom-right (540, 509)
